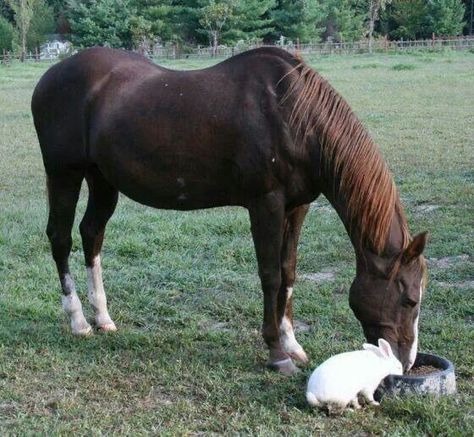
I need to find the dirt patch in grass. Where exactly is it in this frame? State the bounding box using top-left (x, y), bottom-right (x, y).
top-left (414, 204), bottom-right (440, 214)
top-left (427, 255), bottom-right (470, 269)
top-left (294, 320), bottom-right (311, 333)
top-left (434, 280), bottom-right (474, 289)
top-left (300, 272), bottom-right (336, 283)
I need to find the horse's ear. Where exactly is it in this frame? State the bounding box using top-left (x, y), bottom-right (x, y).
top-left (402, 232), bottom-right (428, 264)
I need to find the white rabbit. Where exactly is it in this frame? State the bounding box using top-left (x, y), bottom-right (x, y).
top-left (306, 339), bottom-right (403, 411)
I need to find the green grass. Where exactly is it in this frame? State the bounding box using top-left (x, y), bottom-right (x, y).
top-left (391, 63), bottom-right (417, 71)
top-left (1, 51), bottom-right (473, 435)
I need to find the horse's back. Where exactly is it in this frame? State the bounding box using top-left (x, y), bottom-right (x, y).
top-left (32, 47), bottom-right (157, 174)
top-left (83, 49), bottom-right (299, 208)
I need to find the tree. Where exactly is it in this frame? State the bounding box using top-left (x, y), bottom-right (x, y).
top-left (322, 0), bottom-right (366, 42)
top-left (0, 15), bottom-right (15, 51)
top-left (131, 0), bottom-right (187, 44)
top-left (461, 0), bottom-right (473, 34)
top-left (367, 0), bottom-right (391, 53)
top-left (67, 0), bottom-right (133, 48)
top-left (5, 0), bottom-right (42, 61)
top-left (198, 0), bottom-right (235, 54)
top-left (271, 0), bottom-right (325, 43)
top-left (0, 0), bottom-right (15, 21)
top-left (227, 0), bottom-right (276, 43)
top-left (428, 0), bottom-right (465, 36)
top-left (381, 0), bottom-right (431, 39)
top-left (27, 0), bottom-right (54, 49)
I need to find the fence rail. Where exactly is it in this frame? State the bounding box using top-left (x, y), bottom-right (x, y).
top-left (1, 36), bottom-right (474, 65)
top-left (151, 36), bottom-right (474, 59)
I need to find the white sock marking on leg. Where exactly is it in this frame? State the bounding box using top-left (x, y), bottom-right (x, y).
top-left (61, 274), bottom-right (91, 335)
top-left (280, 316), bottom-right (304, 355)
top-left (87, 255), bottom-right (115, 329)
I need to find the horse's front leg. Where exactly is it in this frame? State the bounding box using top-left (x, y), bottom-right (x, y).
top-left (248, 191), bottom-right (298, 375)
top-left (278, 204), bottom-right (310, 364)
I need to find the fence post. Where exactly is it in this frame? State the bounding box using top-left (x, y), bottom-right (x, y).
top-left (432, 33), bottom-right (435, 48)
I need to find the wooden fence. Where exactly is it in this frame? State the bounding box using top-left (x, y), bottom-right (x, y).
top-left (151, 36), bottom-right (474, 59)
top-left (1, 36), bottom-right (474, 65)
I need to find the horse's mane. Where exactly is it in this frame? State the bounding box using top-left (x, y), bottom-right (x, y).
top-left (281, 58), bottom-right (410, 254)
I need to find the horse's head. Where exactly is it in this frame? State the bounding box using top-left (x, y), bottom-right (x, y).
top-left (349, 232), bottom-right (428, 371)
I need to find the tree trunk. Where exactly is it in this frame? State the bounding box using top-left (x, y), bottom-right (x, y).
top-left (21, 27), bottom-right (26, 62)
top-left (368, 19), bottom-right (374, 54)
top-left (368, 1), bottom-right (377, 55)
top-left (212, 31), bottom-right (218, 57)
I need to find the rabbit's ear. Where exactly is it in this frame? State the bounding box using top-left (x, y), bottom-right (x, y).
top-left (363, 343), bottom-right (384, 358)
top-left (377, 339), bottom-right (393, 359)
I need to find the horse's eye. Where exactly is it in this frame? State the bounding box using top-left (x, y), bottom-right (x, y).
top-left (401, 293), bottom-right (418, 308)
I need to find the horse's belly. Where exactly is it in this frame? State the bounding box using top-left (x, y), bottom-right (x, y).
top-left (120, 177), bottom-right (239, 210)
top-left (93, 145), bottom-right (262, 210)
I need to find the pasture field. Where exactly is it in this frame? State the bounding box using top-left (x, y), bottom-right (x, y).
top-left (1, 51), bottom-right (473, 435)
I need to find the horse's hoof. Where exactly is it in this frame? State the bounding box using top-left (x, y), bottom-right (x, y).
top-left (72, 324), bottom-right (93, 336)
top-left (97, 322), bottom-right (117, 332)
top-left (289, 348), bottom-right (309, 364)
top-left (267, 358), bottom-right (299, 376)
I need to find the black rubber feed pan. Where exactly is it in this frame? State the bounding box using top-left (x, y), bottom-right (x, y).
top-left (376, 353), bottom-right (456, 400)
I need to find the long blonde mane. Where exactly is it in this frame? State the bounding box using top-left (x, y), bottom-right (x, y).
top-left (281, 60), bottom-right (410, 254)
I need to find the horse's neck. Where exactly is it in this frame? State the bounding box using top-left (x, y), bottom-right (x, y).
top-left (324, 190), bottom-right (406, 262)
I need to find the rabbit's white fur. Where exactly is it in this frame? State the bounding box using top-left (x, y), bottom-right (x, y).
top-left (306, 339), bottom-right (403, 410)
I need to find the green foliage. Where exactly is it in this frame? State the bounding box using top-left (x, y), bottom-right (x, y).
top-left (197, 0), bottom-right (235, 47)
top-left (5, 0), bottom-right (43, 59)
top-left (196, 0), bottom-right (275, 48)
top-left (0, 14), bottom-right (14, 50)
top-left (428, 0), bottom-right (466, 36)
top-left (1, 0), bottom-right (53, 53)
top-left (67, 0), bottom-right (133, 48)
top-left (3, 0), bottom-right (469, 50)
top-left (383, 0), bottom-right (466, 39)
top-left (45, 0), bottom-right (67, 15)
top-left (323, 0), bottom-right (366, 42)
top-left (27, 1), bottom-right (54, 48)
top-left (382, 0), bottom-right (431, 39)
top-left (131, 0), bottom-right (188, 44)
top-left (271, 0), bottom-right (325, 42)
top-left (0, 0), bottom-right (14, 20)
top-left (227, 0), bottom-right (276, 42)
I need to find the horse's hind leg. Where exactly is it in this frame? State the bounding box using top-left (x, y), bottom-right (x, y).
top-left (79, 167), bottom-right (119, 332)
top-left (278, 204), bottom-right (310, 364)
top-left (46, 172), bottom-right (92, 336)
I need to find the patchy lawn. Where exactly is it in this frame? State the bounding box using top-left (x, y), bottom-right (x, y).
top-left (1, 51), bottom-right (473, 434)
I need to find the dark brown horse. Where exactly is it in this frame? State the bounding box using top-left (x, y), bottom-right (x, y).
top-left (32, 47), bottom-right (427, 375)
